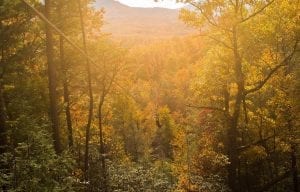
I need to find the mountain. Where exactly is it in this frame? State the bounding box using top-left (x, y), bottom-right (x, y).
top-left (95, 0), bottom-right (194, 42)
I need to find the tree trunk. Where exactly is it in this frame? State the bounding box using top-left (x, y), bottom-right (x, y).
top-left (227, 26), bottom-right (244, 192)
top-left (291, 144), bottom-right (298, 192)
top-left (45, 0), bottom-right (62, 154)
top-left (76, 0), bottom-right (94, 182)
top-left (0, 82), bottom-right (7, 154)
top-left (99, 96), bottom-right (108, 192)
top-left (0, 6), bottom-right (7, 155)
top-left (58, 2), bottom-right (73, 148)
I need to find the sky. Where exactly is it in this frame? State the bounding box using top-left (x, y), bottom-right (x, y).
top-left (116, 0), bottom-right (185, 9)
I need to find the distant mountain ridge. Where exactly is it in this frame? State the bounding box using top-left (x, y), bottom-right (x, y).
top-left (95, 0), bottom-right (194, 42)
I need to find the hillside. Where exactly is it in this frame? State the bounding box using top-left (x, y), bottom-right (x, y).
top-left (95, 0), bottom-right (194, 42)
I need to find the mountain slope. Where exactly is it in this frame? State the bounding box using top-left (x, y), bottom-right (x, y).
top-left (95, 0), bottom-right (194, 41)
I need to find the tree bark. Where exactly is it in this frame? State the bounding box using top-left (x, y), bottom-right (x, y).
top-left (0, 3), bottom-right (7, 155)
top-left (76, 0), bottom-right (94, 182)
top-left (58, 2), bottom-right (73, 148)
top-left (98, 96), bottom-right (108, 192)
top-left (227, 26), bottom-right (244, 192)
top-left (45, 0), bottom-right (62, 154)
top-left (291, 144), bottom-right (299, 192)
top-left (0, 82), bottom-right (7, 154)
top-left (96, 66), bottom-right (117, 191)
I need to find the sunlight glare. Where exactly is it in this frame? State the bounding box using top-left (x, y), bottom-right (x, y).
top-left (116, 0), bottom-right (185, 9)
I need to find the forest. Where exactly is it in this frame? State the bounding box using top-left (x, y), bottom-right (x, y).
top-left (0, 0), bottom-right (299, 191)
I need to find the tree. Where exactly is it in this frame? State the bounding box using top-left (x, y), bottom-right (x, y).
top-left (93, 41), bottom-right (125, 191)
top-left (76, 0), bottom-right (94, 182)
top-left (1, 0), bottom-right (299, 191)
top-left (179, 0), bottom-right (299, 191)
top-left (0, 0), bottom-right (40, 155)
top-left (45, 0), bottom-right (62, 154)
top-left (57, 0), bottom-right (74, 148)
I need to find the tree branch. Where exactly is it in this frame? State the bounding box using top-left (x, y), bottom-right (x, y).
top-left (240, 0), bottom-right (275, 23)
top-left (255, 170), bottom-right (291, 192)
top-left (186, 104), bottom-right (225, 112)
top-left (198, 33), bottom-right (233, 50)
top-left (238, 134), bottom-right (275, 151)
top-left (245, 40), bottom-right (299, 95)
top-left (188, 2), bottom-right (231, 32)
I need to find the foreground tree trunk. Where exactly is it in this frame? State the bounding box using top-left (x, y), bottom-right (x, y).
top-left (0, 9), bottom-right (7, 154)
top-left (227, 25), bottom-right (245, 192)
top-left (58, 2), bottom-right (73, 148)
top-left (0, 82), bottom-right (7, 154)
top-left (291, 144), bottom-right (299, 192)
top-left (45, 0), bottom-right (62, 154)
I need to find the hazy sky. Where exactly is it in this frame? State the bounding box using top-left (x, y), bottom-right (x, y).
top-left (116, 0), bottom-right (185, 9)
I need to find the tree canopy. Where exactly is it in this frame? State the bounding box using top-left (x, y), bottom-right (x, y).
top-left (0, 0), bottom-right (299, 191)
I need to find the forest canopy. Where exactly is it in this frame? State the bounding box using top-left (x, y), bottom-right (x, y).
top-left (0, 0), bottom-right (299, 192)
